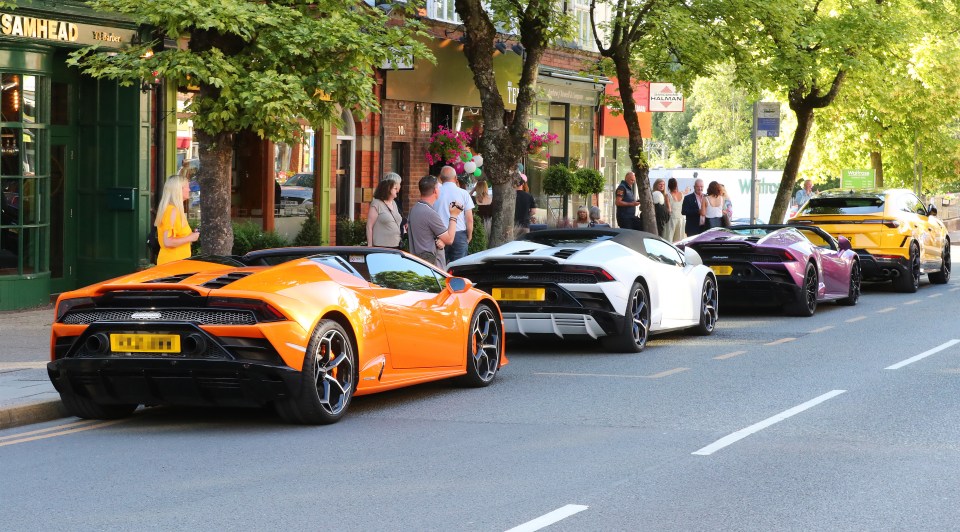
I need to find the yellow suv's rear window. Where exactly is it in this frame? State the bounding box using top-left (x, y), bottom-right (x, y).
top-left (799, 197), bottom-right (884, 215)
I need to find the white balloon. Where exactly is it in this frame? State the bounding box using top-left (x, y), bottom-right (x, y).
top-left (463, 161), bottom-right (477, 174)
top-left (472, 155), bottom-right (484, 167)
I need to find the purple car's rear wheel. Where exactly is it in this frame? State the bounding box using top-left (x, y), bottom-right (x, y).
top-left (839, 260), bottom-right (861, 306)
top-left (785, 263), bottom-right (818, 317)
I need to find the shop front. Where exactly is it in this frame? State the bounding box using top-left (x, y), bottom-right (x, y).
top-left (525, 69), bottom-right (605, 225)
top-left (0, 7), bottom-right (146, 310)
top-left (600, 79), bottom-right (652, 225)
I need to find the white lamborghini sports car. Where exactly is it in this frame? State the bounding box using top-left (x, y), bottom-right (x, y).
top-left (448, 228), bottom-right (718, 352)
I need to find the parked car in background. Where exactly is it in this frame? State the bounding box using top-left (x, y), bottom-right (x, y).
top-left (280, 172), bottom-right (315, 208)
top-left (789, 188), bottom-right (950, 292)
top-left (47, 247), bottom-right (506, 424)
top-left (680, 225), bottom-right (861, 316)
top-left (449, 228), bottom-right (718, 353)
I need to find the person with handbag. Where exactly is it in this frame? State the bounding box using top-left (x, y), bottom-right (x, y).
top-left (366, 177), bottom-right (403, 248)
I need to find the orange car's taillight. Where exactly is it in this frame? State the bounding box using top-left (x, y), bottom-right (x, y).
top-left (56, 297), bottom-right (94, 321)
top-left (209, 297), bottom-right (287, 322)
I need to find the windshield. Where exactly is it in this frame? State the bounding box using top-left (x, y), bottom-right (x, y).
top-left (285, 174), bottom-right (314, 188)
top-left (799, 197), bottom-right (884, 215)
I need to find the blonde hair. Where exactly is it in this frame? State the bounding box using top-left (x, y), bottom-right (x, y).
top-left (154, 175), bottom-right (188, 227)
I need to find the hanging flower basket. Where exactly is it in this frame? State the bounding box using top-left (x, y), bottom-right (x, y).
top-left (425, 126), bottom-right (473, 168)
top-left (526, 128), bottom-right (559, 155)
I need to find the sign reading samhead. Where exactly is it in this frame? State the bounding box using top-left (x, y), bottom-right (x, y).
top-left (0, 13), bottom-right (136, 47)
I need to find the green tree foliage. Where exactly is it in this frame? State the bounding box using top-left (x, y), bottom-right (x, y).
top-left (722, 0), bottom-right (906, 222)
top-left (574, 167), bottom-right (604, 195)
top-left (69, 0), bottom-right (429, 255)
top-left (542, 164), bottom-right (577, 196)
top-left (335, 217), bottom-right (367, 246)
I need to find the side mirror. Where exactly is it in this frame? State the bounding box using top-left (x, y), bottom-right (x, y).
top-left (837, 235), bottom-right (852, 252)
top-left (446, 277), bottom-right (472, 293)
top-left (683, 246), bottom-right (703, 267)
top-left (927, 204), bottom-right (938, 217)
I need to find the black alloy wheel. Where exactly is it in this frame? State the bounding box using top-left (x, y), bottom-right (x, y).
top-left (693, 276), bottom-right (719, 335)
top-left (893, 243), bottom-right (921, 293)
top-left (603, 281), bottom-right (650, 353)
top-left (785, 263), bottom-right (818, 317)
top-left (929, 243), bottom-right (951, 284)
top-left (275, 319), bottom-right (357, 425)
top-left (839, 261), bottom-right (861, 306)
top-left (459, 304), bottom-right (501, 387)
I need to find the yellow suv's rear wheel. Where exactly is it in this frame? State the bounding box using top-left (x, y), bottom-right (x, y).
top-left (893, 242), bottom-right (921, 293)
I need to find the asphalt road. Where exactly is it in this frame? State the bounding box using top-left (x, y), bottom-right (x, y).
top-left (2, 274), bottom-right (959, 531)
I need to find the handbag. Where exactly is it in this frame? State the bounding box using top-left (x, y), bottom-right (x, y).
top-left (721, 213), bottom-right (731, 228)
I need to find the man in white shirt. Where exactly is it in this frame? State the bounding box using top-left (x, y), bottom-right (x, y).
top-left (433, 165), bottom-right (474, 263)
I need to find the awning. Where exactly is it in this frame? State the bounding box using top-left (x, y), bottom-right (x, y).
top-left (602, 78), bottom-right (652, 138)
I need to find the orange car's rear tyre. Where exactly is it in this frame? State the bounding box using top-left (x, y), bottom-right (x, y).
top-left (785, 263), bottom-right (818, 317)
top-left (459, 304), bottom-right (501, 388)
top-left (60, 392), bottom-right (137, 420)
top-left (893, 243), bottom-right (920, 293)
top-left (929, 244), bottom-right (951, 284)
top-left (276, 319), bottom-right (357, 425)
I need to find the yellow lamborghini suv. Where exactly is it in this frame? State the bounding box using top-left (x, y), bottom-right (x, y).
top-left (790, 188), bottom-right (950, 292)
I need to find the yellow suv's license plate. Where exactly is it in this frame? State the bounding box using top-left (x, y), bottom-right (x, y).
top-left (110, 333), bottom-right (181, 353)
top-left (710, 265), bottom-right (733, 276)
top-left (492, 287), bottom-right (545, 301)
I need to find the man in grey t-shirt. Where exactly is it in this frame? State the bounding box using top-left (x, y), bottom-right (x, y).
top-left (408, 175), bottom-right (462, 269)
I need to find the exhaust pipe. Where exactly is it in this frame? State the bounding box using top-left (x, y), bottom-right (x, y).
top-left (182, 333), bottom-right (207, 355)
top-left (85, 333), bottom-right (110, 354)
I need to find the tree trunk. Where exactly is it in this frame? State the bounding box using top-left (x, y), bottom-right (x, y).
top-left (769, 104), bottom-right (814, 224)
top-left (612, 58), bottom-right (656, 233)
top-left (490, 179), bottom-right (518, 243)
top-left (196, 130), bottom-right (235, 256)
top-left (871, 151), bottom-right (883, 187)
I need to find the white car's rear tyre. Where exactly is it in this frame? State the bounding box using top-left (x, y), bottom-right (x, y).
top-left (602, 281), bottom-right (649, 353)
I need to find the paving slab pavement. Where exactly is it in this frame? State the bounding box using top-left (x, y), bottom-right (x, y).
top-left (0, 304), bottom-right (68, 430)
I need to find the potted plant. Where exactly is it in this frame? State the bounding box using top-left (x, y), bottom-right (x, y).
top-left (574, 167), bottom-right (605, 206)
top-left (543, 164), bottom-right (579, 223)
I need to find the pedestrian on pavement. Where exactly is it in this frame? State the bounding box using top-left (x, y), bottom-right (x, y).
top-left (433, 166), bottom-right (474, 263)
top-left (366, 177), bottom-right (403, 248)
top-left (588, 206), bottom-right (607, 227)
top-left (155, 175), bottom-right (199, 265)
top-left (409, 175), bottom-right (461, 269)
top-left (720, 183), bottom-right (733, 227)
top-left (700, 180), bottom-right (725, 229)
top-left (681, 177), bottom-right (706, 236)
top-left (615, 171), bottom-right (643, 230)
top-left (664, 177), bottom-right (685, 241)
top-left (793, 179), bottom-right (816, 209)
top-left (651, 178), bottom-right (669, 236)
top-left (514, 175), bottom-right (537, 235)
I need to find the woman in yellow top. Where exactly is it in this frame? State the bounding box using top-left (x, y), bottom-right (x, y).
top-left (155, 175), bottom-right (199, 265)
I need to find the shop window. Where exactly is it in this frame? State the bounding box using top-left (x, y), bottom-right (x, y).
top-left (51, 81), bottom-right (68, 126)
top-left (0, 72), bottom-right (49, 277)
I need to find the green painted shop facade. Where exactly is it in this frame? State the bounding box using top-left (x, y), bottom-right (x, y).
top-left (0, 2), bottom-right (150, 310)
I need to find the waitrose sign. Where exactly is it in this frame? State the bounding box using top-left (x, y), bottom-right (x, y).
top-left (841, 169), bottom-right (876, 190)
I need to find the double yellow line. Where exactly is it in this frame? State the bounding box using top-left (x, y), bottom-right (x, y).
top-left (0, 418), bottom-right (127, 447)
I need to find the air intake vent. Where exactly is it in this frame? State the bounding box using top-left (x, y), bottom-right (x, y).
top-left (553, 249), bottom-right (578, 259)
top-left (146, 273), bottom-right (195, 284)
top-left (201, 271), bottom-right (253, 289)
top-left (512, 249), bottom-right (536, 256)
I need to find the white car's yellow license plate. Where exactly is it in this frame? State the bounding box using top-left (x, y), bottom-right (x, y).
top-left (710, 265), bottom-right (733, 276)
top-left (492, 287), bottom-right (545, 301)
top-left (110, 333), bottom-right (181, 353)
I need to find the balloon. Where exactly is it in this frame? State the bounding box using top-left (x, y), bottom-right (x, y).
top-left (461, 152), bottom-right (472, 162)
top-left (463, 161), bottom-right (477, 174)
top-left (455, 162), bottom-right (465, 174)
top-left (473, 155), bottom-right (484, 167)
top-left (473, 168), bottom-right (482, 177)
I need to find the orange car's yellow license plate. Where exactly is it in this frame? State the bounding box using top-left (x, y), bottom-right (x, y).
top-left (710, 265), bottom-right (733, 276)
top-left (110, 333), bottom-right (180, 353)
top-left (492, 287), bottom-right (545, 301)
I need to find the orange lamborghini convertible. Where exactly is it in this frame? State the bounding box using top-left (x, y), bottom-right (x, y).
top-left (47, 247), bottom-right (506, 424)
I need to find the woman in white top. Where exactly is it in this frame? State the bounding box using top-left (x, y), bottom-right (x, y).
top-left (663, 177), bottom-right (685, 241)
top-left (699, 180), bottom-right (725, 229)
top-left (366, 178), bottom-right (403, 248)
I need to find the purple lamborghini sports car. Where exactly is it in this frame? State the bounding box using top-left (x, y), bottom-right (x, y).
top-left (679, 225), bottom-right (861, 316)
